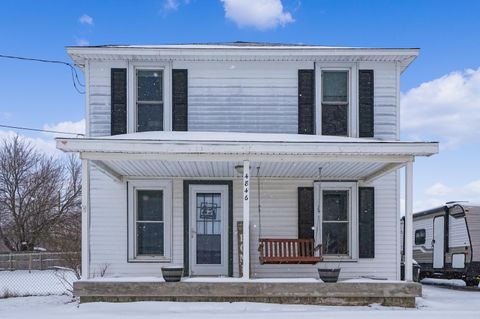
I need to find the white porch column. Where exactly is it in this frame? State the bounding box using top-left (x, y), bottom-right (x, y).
top-left (242, 160), bottom-right (250, 279)
top-left (404, 160), bottom-right (414, 281)
top-left (81, 159), bottom-right (90, 279)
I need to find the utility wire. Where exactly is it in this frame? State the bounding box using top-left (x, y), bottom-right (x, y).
top-left (0, 124), bottom-right (84, 136)
top-left (0, 54), bottom-right (85, 94)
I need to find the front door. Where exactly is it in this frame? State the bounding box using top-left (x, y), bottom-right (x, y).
top-left (189, 185), bottom-right (229, 276)
top-left (433, 216), bottom-right (445, 269)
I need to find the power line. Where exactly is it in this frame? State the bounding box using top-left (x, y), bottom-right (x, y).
top-left (0, 124), bottom-right (84, 136)
top-left (0, 54), bottom-right (85, 94)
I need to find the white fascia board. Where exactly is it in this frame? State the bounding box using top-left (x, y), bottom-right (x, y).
top-left (66, 47), bottom-right (419, 70)
top-left (80, 152), bottom-right (414, 163)
top-left (66, 46), bottom-right (420, 57)
top-left (57, 138), bottom-right (438, 160)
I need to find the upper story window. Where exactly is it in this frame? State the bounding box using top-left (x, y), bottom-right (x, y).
top-left (321, 71), bottom-right (349, 136)
top-left (136, 69), bottom-right (164, 132)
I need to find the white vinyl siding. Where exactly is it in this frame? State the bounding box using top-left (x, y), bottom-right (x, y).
top-left (170, 61), bottom-right (313, 134)
top-left (87, 60), bottom-right (399, 140)
top-left (87, 61), bottom-right (127, 137)
top-left (88, 166), bottom-right (399, 280)
top-left (243, 174), bottom-right (398, 280)
top-left (358, 62), bottom-right (399, 140)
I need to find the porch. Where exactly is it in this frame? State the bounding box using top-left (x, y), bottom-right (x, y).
top-left (56, 132), bottom-right (436, 306)
top-left (73, 278), bottom-right (421, 307)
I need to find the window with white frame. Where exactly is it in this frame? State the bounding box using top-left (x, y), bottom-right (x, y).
top-left (322, 190), bottom-right (349, 255)
top-left (321, 70), bottom-right (349, 136)
top-left (128, 180), bottom-right (172, 261)
top-left (136, 69), bottom-right (164, 132)
top-left (315, 182), bottom-right (357, 258)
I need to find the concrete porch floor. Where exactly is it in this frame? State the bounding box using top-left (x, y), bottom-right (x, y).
top-left (74, 278), bottom-right (421, 308)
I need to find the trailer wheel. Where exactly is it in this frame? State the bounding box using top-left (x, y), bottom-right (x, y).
top-left (418, 271), bottom-right (427, 281)
top-left (465, 276), bottom-right (478, 287)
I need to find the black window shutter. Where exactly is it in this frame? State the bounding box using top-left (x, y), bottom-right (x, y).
top-left (298, 70), bottom-right (315, 134)
top-left (358, 70), bottom-right (374, 138)
top-left (359, 187), bottom-right (375, 258)
top-left (110, 68), bottom-right (127, 135)
top-left (172, 69), bottom-right (188, 131)
top-left (298, 187), bottom-right (314, 239)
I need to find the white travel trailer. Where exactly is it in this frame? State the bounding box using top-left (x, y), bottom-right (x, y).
top-left (402, 202), bottom-right (480, 286)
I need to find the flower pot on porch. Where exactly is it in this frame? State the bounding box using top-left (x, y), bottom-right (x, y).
top-left (318, 268), bottom-right (341, 283)
top-left (161, 266), bottom-right (184, 282)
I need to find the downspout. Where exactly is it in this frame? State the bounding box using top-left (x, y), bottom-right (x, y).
top-left (401, 216), bottom-right (405, 260)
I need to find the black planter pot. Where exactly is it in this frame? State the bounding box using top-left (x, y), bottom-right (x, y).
top-left (318, 268), bottom-right (341, 283)
top-left (161, 266), bottom-right (184, 282)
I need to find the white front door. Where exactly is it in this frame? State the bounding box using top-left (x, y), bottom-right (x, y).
top-left (433, 216), bottom-right (445, 269)
top-left (189, 185), bottom-right (229, 276)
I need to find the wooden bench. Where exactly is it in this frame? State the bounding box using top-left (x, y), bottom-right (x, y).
top-left (258, 238), bottom-right (323, 265)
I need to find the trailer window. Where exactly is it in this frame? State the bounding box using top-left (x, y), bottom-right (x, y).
top-left (415, 229), bottom-right (426, 245)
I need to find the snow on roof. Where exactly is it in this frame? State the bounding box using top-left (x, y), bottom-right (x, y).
top-left (100, 131), bottom-right (412, 144)
top-left (67, 41), bottom-right (418, 50)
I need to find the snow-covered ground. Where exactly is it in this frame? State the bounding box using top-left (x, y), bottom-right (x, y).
top-left (421, 278), bottom-right (467, 287)
top-left (0, 285), bottom-right (478, 319)
top-left (0, 270), bottom-right (76, 296)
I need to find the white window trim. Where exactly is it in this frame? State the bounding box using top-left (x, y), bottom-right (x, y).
top-left (314, 62), bottom-right (359, 137)
top-left (127, 179), bottom-right (173, 262)
top-left (314, 181), bottom-right (358, 261)
top-left (127, 61), bottom-right (172, 133)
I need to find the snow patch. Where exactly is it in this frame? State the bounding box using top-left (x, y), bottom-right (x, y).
top-left (420, 278), bottom-right (466, 287)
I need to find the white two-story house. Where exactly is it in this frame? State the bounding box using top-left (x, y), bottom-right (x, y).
top-left (57, 43), bottom-right (438, 289)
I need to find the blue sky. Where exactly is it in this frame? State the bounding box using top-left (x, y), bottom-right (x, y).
top-left (1, 0), bottom-right (479, 211)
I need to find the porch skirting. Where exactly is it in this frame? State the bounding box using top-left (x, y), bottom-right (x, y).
top-left (74, 280), bottom-right (421, 308)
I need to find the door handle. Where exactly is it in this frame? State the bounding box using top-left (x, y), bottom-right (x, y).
top-left (191, 228), bottom-right (197, 239)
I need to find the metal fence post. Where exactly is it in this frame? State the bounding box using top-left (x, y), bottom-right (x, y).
top-left (8, 253), bottom-right (13, 271)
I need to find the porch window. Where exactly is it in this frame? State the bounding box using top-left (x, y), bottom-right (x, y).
top-left (321, 71), bottom-right (349, 136)
top-left (315, 182), bottom-right (357, 259)
top-left (322, 190), bottom-right (349, 255)
top-left (128, 180), bottom-right (172, 262)
top-left (136, 190), bottom-right (164, 255)
top-left (136, 69), bottom-right (164, 132)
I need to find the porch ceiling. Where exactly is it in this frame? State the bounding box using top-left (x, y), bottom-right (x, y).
top-left (99, 159), bottom-right (386, 179)
top-left (56, 132), bottom-right (438, 182)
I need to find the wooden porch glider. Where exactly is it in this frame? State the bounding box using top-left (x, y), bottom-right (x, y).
top-left (258, 238), bottom-right (323, 265)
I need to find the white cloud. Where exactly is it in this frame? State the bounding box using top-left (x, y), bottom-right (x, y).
top-left (425, 182), bottom-right (452, 197)
top-left (221, 0), bottom-right (294, 30)
top-left (43, 119), bottom-right (85, 138)
top-left (75, 38), bottom-right (90, 46)
top-left (163, 0), bottom-right (180, 11)
top-left (79, 14), bottom-right (94, 25)
top-left (401, 68), bottom-right (480, 148)
top-left (0, 130), bottom-right (58, 155)
top-left (409, 179), bottom-right (480, 212)
top-left (0, 119), bottom-right (85, 157)
top-left (161, 0), bottom-right (191, 13)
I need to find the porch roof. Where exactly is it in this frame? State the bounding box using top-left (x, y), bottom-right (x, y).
top-left (56, 132), bottom-right (438, 182)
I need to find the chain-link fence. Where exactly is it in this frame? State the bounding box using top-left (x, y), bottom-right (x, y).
top-left (0, 252), bottom-right (79, 297)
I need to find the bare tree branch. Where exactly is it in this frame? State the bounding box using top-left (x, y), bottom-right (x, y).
top-left (0, 135), bottom-right (81, 266)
